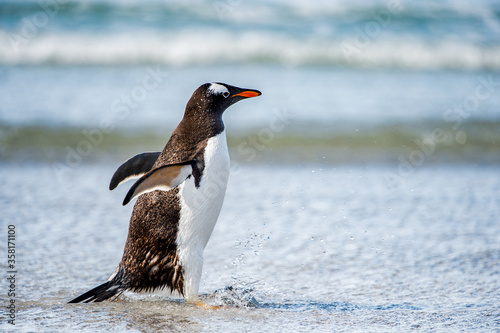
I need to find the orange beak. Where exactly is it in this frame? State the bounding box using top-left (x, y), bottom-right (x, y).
top-left (232, 90), bottom-right (262, 98)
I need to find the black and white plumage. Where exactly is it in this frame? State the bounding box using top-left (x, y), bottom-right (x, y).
top-left (69, 83), bottom-right (261, 304)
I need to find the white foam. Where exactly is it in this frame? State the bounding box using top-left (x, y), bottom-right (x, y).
top-left (1, 30), bottom-right (499, 71)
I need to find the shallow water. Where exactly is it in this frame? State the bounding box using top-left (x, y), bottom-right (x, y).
top-left (1, 162), bottom-right (499, 331)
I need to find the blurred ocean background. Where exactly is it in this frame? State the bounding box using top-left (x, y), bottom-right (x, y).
top-left (0, 0), bottom-right (499, 331)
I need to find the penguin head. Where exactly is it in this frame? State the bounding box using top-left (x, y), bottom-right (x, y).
top-left (186, 82), bottom-right (261, 117)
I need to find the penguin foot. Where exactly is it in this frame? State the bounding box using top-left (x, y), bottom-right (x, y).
top-left (196, 301), bottom-right (225, 310)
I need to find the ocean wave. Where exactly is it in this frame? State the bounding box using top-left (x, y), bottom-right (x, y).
top-left (2, 0), bottom-right (499, 70)
top-left (1, 30), bottom-right (499, 70)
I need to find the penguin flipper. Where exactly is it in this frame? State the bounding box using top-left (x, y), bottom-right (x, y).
top-left (109, 152), bottom-right (161, 190)
top-left (122, 160), bottom-right (197, 206)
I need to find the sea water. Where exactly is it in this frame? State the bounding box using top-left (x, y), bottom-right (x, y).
top-left (0, 163), bottom-right (499, 331)
top-left (1, 0), bottom-right (499, 331)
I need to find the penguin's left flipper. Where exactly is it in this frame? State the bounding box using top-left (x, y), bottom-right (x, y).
top-left (122, 160), bottom-right (197, 206)
top-left (109, 152), bottom-right (161, 190)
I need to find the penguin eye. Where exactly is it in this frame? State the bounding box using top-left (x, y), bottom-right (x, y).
top-left (222, 91), bottom-right (230, 98)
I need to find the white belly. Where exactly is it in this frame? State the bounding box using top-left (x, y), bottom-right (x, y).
top-left (176, 131), bottom-right (230, 300)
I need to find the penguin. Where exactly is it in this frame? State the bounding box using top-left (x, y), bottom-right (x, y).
top-left (69, 82), bottom-right (261, 304)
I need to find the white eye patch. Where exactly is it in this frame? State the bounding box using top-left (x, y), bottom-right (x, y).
top-left (207, 83), bottom-right (229, 97)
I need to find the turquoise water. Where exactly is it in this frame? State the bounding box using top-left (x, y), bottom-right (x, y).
top-left (1, 0), bottom-right (500, 331)
top-left (1, 0), bottom-right (500, 69)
